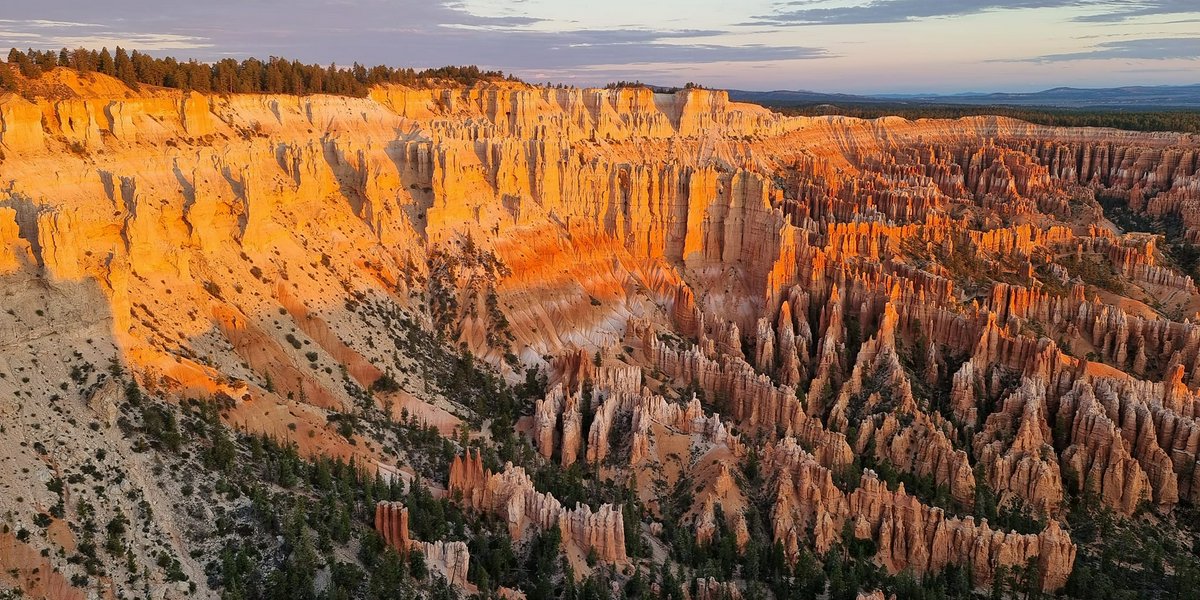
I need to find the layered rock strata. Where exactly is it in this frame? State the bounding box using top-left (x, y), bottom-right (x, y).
top-left (3, 71), bottom-right (1200, 595)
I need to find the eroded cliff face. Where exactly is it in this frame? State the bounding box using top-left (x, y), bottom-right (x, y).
top-left (2, 70), bottom-right (1200, 596)
top-left (449, 450), bottom-right (628, 568)
top-left (375, 501), bottom-right (471, 586)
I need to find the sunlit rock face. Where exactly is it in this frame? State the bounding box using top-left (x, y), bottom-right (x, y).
top-left (3, 69), bottom-right (1200, 595)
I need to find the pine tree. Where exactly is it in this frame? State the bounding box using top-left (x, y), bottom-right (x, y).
top-left (366, 548), bottom-right (407, 600)
top-left (70, 48), bottom-right (94, 72)
top-left (408, 549), bottom-right (427, 581)
top-left (264, 507), bottom-right (318, 600)
top-left (213, 58), bottom-right (238, 93)
top-left (33, 49), bottom-right (55, 72)
top-left (623, 498), bottom-right (642, 557)
top-left (97, 47), bottom-right (114, 76)
top-left (114, 47), bottom-right (137, 88)
top-left (58, 48), bottom-right (69, 67)
top-left (9, 48), bottom-right (40, 77)
top-left (0, 62), bottom-right (16, 92)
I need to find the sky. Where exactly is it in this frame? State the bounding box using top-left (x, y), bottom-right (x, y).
top-left (1, 1), bottom-right (1198, 93)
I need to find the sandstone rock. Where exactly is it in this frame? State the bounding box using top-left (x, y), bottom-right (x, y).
top-left (449, 455), bottom-right (628, 564)
top-left (416, 540), bottom-right (471, 587)
top-left (1057, 381), bottom-right (1153, 515)
top-left (694, 577), bottom-right (741, 600)
top-left (0, 95), bottom-right (45, 152)
top-left (1, 74), bottom-right (1196, 596)
top-left (375, 501), bottom-right (411, 550)
top-left (973, 378), bottom-right (1064, 515)
top-left (765, 435), bottom-right (1074, 591)
top-left (374, 502), bottom-right (470, 586)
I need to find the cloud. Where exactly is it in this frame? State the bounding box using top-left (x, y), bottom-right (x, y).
top-left (0, 3), bottom-right (829, 73)
top-left (47, 33), bottom-right (212, 51)
top-left (411, 28), bottom-right (829, 69)
top-left (0, 21), bottom-right (210, 51)
top-left (1075, 0), bottom-right (1200, 22)
top-left (1012, 36), bottom-right (1200, 61)
top-left (754, 0), bottom-right (1200, 26)
top-left (0, 19), bottom-right (102, 29)
top-left (0, 31), bottom-right (43, 40)
top-left (754, 0), bottom-right (1088, 26)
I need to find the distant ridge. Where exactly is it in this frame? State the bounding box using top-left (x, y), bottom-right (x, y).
top-left (730, 84), bottom-right (1200, 109)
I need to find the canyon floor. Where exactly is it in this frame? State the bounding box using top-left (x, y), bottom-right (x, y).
top-left (1, 69), bottom-right (1200, 599)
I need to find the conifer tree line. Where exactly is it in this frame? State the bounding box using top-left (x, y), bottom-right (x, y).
top-left (1, 47), bottom-right (519, 95)
top-left (773, 101), bottom-right (1200, 134)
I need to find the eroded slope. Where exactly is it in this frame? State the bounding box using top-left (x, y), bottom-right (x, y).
top-left (1, 72), bottom-right (1199, 598)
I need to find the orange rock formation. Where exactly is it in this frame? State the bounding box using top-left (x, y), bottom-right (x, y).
top-left (374, 502), bottom-right (471, 586)
top-left (449, 451), bottom-right (628, 565)
top-left (5, 70), bottom-right (1200, 595)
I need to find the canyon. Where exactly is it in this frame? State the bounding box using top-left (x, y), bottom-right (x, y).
top-left (1, 68), bottom-right (1199, 598)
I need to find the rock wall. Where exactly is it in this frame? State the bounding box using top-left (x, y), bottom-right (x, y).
top-left (972, 378), bottom-right (1065, 515)
top-left (765, 439), bottom-right (1076, 591)
top-left (374, 501), bottom-right (471, 585)
top-left (449, 451), bottom-right (628, 564)
top-left (2, 71), bottom-right (1200, 595)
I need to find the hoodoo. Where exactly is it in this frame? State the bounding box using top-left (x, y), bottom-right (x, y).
top-left (1, 52), bottom-right (1199, 599)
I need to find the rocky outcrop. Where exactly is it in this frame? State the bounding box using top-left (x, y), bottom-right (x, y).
top-left (1054, 376), bottom-right (1192, 511)
top-left (534, 363), bottom-right (740, 467)
top-left (374, 501), bottom-right (471, 586)
top-left (375, 501), bottom-right (413, 550)
top-left (691, 460), bottom-right (751, 552)
top-left (3, 69), bottom-right (1199, 596)
top-left (827, 304), bottom-right (976, 508)
top-left (640, 320), bottom-right (853, 469)
top-left (973, 378), bottom-right (1064, 515)
top-left (534, 383), bottom-right (585, 466)
top-left (1056, 381), bottom-right (1154, 514)
top-left (694, 577), bottom-right (741, 600)
top-left (417, 541), bottom-right (471, 587)
top-left (765, 438), bottom-right (848, 559)
top-left (764, 437), bottom-right (1074, 591)
top-left (0, 95), bottom-right (45, 152)
top-left (449, 452), bottom-right (627, 564)
top-left (846, 474), bottom-right (1076, 592)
